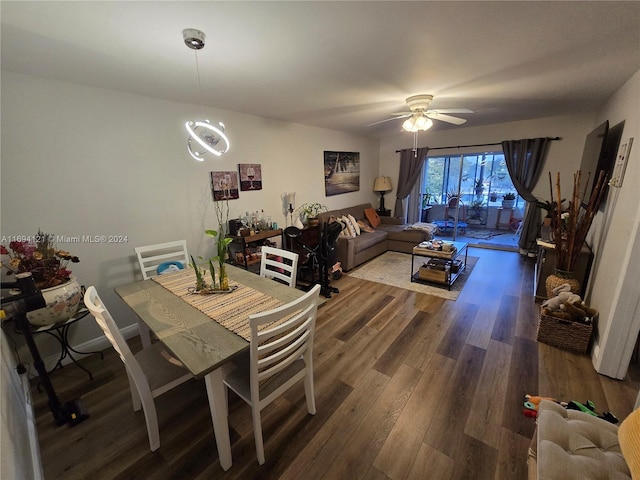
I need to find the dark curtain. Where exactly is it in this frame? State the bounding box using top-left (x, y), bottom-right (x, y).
top-left (395, 147), bottom-right (429, 219)
top-left (501, 137), bottom-right (553, 252)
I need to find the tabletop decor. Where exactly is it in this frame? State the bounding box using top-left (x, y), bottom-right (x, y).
top-left (296, 202), bottom-right (328, 226)
top-left (1, 231), bottom-right (81, 325)
top-left (545, 170), bottom-right (607, 296)
top-left (205, 197), bottom-right (234, 291)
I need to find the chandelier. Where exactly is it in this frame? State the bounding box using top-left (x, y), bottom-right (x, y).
top-left (183, 28), bottom-right (230, 161)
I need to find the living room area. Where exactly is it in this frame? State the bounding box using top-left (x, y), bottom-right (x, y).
top-left (2, 2), bottom-right (639, 479)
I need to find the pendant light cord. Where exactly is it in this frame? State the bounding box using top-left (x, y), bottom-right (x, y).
top-left (193, 50), bottom-right (205, 118)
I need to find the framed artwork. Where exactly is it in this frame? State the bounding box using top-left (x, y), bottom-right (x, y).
top-left (609, 137), bottom-right (633, 188)
top-left (210, 171), bottom-right (239, 200)
top-left (238, 163), bottom-right (262, 191)
top-left (324, 151), bottom-right (360, 196)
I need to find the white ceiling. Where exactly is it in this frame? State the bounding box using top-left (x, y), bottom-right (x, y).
top-left (2, 1), bottom-right (639, 138)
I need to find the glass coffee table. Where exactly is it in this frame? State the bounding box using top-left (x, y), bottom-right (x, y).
top-left (411, 241), bottom-right (469, 290)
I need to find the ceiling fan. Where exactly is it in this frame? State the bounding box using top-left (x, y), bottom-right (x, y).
top-left (370, 94), bottom-right (473, 131)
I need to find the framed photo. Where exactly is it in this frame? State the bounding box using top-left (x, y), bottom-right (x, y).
top-left (324, 151), bottom-right (360, 196)
top-left (609, 137), bottom-right (633, 188)
top-left (239, 163), bottom-right (262, 191)
top-left (210, 171), bottom-right (239, 200)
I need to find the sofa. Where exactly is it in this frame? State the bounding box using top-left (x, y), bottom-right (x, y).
top-left (528, 400), bottom-right (640, 479)
top-left (317, 203), bottom-right (437, 271)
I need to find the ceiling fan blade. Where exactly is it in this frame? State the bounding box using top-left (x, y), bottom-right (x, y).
top-left (426, 112), bottom-right (467, 125)
top-left (430, 108), bottom-right (474, 114)
top-left (367, 114), bottom-right (411, 127)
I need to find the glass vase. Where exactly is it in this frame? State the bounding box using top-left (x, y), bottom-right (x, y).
top-left (218, 263), bottom-right (229, 291)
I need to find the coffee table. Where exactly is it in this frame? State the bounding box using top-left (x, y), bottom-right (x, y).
top-left (411, 241), bottom-right (469, 290)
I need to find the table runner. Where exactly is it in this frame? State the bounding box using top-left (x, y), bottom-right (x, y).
top-left (152, 269), bottom-right (284, 341)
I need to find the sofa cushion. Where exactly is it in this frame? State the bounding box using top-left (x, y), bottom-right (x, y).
top-left (537, 400), bottom-right (630, 479)
top-left (378, 223), bottom-right (433, 244)
top-left (357, 220), bottom-right (374, 233)
top-left (348, 214), bottom-right (360, 235)
top-left (352, 230), bottom-right (387, 253)
top-left (364, 207), bottom-right (381, 228)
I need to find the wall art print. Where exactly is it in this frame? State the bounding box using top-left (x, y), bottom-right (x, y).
top-left (210, 171), bottom-right (239, 200)
top-left (324, 151), bottom-right (360, 196)
top-left (238, 163), bottom-right (262, 191)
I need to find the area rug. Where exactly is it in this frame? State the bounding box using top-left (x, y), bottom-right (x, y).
top-left (347, 251), bottom-right (479, 301)
top-left (464, 229), bottom-right (507, 240)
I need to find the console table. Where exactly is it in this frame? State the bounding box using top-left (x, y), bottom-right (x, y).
top-left (226, 229), bottom-right (283, 271)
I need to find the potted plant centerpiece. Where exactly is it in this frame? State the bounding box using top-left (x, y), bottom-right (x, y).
top-left (1, 231), bottom-right (81, 325)
top-left (202, 199), bottom-right (234, 292)
top-left (297, 202), bottom-right (328, 227)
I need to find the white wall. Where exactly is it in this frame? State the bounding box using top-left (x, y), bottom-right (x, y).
top-left (0, 71), bottom-right (380, 358)
top-left (590, 70), bottom-right (640, 378)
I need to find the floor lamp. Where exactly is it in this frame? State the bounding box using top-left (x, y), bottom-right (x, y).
top-left (374, 176), bottom-right (392, 215)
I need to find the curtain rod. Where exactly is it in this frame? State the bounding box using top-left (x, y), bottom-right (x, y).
top-left (395, 137), bottom-right (560, 153)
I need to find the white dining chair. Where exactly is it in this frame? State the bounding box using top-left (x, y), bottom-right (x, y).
top-left (134, 240), bottom-right (189, 347)
top-left (259, 246), bottom-right (299, 288)
top-left (223, 283), bottom-right (321, 464)
top-left (84, 286), bottom-right (193, 452)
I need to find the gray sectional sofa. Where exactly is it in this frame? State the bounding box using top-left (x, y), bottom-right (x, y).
top-left (317, 203), bottom-right (436, 271)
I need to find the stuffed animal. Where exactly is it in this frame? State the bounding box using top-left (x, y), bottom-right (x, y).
top-left (541, 285), bottom-right (597, 323)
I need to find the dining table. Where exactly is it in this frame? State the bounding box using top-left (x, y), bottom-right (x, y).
top-left (114, 264), bottom-right (306, 471)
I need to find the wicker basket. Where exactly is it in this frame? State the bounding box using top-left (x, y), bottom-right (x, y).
top-left (537, 313), bottom-right (593, 354)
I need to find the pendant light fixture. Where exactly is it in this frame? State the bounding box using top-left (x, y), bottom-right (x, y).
top-left (183, 28), bottom-right (230, 161)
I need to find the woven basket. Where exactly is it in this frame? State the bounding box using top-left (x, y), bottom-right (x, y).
top-left (537, 313), bottom-right (593, 354)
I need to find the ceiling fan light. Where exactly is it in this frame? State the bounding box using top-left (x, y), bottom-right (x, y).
top-left (420, 118), bottom-right (434, 131)
top-left (414, 114), bottom-right (428, 129)
top-left (402, 116), bottom-right (416, 132)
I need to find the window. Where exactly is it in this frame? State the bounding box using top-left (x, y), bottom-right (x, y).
top-left (420, 152), bottom-right (520, 208)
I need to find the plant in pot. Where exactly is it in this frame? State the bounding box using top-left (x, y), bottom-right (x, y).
top-left (204, 198), bottom-right (234, 291)
top-left (535, 198), bottom-right (565, 227)
top-left (502, 192), bottom-right (516, 208)
top-left (1, 231), bottom-right (82, 325)
top-left (468, 199), bottom-right (486, 224)
top-left (297, 202), bottom-right (328, 226)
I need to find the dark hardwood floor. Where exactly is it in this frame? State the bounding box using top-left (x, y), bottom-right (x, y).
top-left (33, 247), bottom-right (640, 479)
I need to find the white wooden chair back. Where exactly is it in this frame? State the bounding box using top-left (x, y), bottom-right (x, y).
top-left (134, 240), bottom-right (189, 280)
top-left (84, 286), bottom-right (139, 370)
top-left (84, 286), bottom-right (192, 452)
top-left (259, 246), bottom-right (299, 288)
top-left (223, 284), bottom-right (320, 464)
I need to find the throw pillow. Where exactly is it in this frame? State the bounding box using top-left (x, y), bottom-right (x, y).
top-left (357, 220), bottom-right (374, 233)
top-left (341, 215), bottom-right (356, 238)
top-left (364, 208), bottom-right (381, 228)
top-left (348, 214), bottom-right (360, 235)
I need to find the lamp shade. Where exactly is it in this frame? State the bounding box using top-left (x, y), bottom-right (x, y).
top-left (373, 176), bottom-right (392, 193)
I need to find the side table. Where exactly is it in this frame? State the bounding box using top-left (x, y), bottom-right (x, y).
top-left (31, 307), bottom-right (104, 380)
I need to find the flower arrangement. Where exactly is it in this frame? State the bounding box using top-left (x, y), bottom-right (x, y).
top-left (296, 202), bottom-right (328, 221)
top-left (547, 170), bottom-right (607, 272)
top-left (1, 231), bottom-right (80, 289)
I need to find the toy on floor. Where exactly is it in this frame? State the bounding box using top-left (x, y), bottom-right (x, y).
top-left (541, 284), bottom-right (598, 324)
top-left (522, 394), bottom-right (618, 424)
